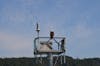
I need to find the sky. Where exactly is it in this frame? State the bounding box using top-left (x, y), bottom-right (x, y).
top-left (0, 0), bottom-right (100, 58)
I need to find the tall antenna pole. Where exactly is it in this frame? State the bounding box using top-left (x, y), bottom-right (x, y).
top-left (35, 22), bottom-right (40, 63)
top-left (36, 22), bottom-right (43, 63)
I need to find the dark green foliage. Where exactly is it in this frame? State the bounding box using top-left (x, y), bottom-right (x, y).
top-left (0, 56), bottom-right (100, 66)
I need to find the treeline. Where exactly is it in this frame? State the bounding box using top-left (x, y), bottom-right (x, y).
top-left (0, 56), bottom-right (100, 66)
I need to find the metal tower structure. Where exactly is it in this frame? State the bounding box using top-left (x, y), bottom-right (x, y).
top-left (34, 23), bottom-right (66, 66)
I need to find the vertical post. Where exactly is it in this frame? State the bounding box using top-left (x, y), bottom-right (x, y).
top-left (64, 53), bottom-right (66, 63)
top-left (61, 55), bottom-right (63, 64)
top-left (48, 53), bottom-right (53, 66)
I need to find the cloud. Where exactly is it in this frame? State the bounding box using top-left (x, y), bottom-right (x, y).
top-left (0, 31), bottom-right (33, 57)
